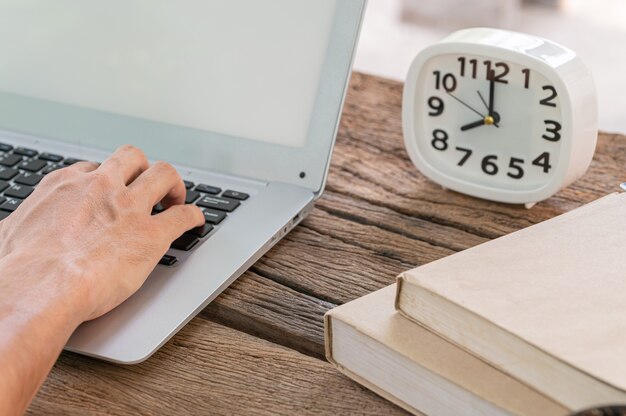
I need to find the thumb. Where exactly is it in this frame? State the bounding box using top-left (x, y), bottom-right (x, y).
top-left (153, 204), bottom-right (205, 241)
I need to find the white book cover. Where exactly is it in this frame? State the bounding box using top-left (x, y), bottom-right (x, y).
top-left (397, 192), bottom-right (626, 409)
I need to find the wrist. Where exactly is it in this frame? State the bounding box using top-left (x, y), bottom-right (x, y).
top-left (0, 249), bottom-right (90, 332)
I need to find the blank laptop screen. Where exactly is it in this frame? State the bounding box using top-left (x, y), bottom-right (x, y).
top-left (0, 0), bottom-right (336, 148)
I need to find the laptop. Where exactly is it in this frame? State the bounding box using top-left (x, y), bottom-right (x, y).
top-left (0, 0), bottom-right (367, 364)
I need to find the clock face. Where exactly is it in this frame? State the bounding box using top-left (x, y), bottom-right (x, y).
top-left (414, 53), bottom-right (563, 192)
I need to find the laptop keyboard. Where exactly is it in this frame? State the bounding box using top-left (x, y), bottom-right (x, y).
top-left (0, 143), bottom-right (249, 267)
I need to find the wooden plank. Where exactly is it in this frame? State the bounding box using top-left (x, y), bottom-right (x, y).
top-left (204, 271), bottom-right (334, 358)
top-left (253, 209), bottom-right (440, 303)
top-left (29, 317), bottom-right (406, 415)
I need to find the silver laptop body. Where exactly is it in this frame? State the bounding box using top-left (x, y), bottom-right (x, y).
top-left (0, 0), bottom-right (366, 363)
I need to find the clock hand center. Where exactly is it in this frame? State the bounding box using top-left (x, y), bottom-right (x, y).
top-left (460, 111), bottom-right (501, 132)
top-left (484, 112), bottom-right (501, 126)
top-left (477, 89), bottom-right (501, 128)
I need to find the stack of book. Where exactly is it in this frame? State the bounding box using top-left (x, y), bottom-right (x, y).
top-left (325, 193), bottom-right (626, 415)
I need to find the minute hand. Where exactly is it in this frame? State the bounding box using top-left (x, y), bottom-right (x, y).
top-left (488, 70), bottom-right (495, 116)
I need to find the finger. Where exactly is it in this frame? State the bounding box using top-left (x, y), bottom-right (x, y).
top-left (67, 161), bottom-right (100, 173)
top-left (98, 145), bottom-right (149, 185)
top-left (127, 161), bottom-right (186, 209)
top-left (153, 204), bottom-right (205, 241)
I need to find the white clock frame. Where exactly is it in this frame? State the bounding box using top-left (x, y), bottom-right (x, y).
top-left (402, 28), bottom-right (598, 206)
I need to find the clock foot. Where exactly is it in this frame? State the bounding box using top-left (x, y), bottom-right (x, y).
top-left (524, 202), bottom-right (536, 210)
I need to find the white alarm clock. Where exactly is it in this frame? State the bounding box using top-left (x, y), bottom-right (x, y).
top-left (402, 28), bottom-right (598, 208)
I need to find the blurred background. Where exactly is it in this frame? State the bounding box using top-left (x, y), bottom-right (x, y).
top-left (354, 0), bottom-right (626, 133)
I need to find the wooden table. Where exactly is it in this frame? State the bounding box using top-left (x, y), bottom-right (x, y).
top-left (28, 73), bottom-right (623, 415)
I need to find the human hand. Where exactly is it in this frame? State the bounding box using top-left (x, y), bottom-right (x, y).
top-left (0, 145), bottom-right (204, 322)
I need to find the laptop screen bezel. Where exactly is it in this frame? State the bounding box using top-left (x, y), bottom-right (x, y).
top-left (0, 1), bottom-right (367, 194)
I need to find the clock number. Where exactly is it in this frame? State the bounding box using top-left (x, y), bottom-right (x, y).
top-left (458, 57), bottom-right (465, 77)
top-left (522, 68), bottom-right (530, 89)
top-left (455, 147), bottom-right (473, 166)
top-left (481, 155), bottom-right (499, 175)
top-left (542, 120), bottom-right (562, 142)
top-left (458, 57), bottom-right (478, 78)
top-left (484, 61), bottom-right (509, 83)
top-left (428, 96), bottom-right (445, 116)
top-left (540, 86), bottom-right (558, 107)
top-left (532, 152), bottom-right (552, 173)
top-left (507, 157), bottom-right (525, 179)
top-left (433, 71), bottom-right (457, 92)
top-left (431, 129), bottom-right (449, 151)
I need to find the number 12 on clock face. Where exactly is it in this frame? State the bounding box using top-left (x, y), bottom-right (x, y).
top-left (403, 28), bottom-right (597, 206)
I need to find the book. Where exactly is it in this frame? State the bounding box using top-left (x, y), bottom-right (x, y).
top-left (325, 285), bottom-right (567, 416)
top-left (396, 192), bottom-right (626, 410)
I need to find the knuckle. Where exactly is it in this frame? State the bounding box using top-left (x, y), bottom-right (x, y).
top-left (117, 144), bottom-right (137, 153)
top-left (89, 171), bottom-right (114, 189)
top-left (154, 161), bottom-right (179, 178)
top-left (72, 161), bottom-right (99, 171)
top-left (41, 168), bottom-right (65, 184)
top-left (131, 148), bottom-right (149, 166)
top-left (117, 144), bottom-right (148, 166)
top-left (42, 166), bottom-right (76, 184)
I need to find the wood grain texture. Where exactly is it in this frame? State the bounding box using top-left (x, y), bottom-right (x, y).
top-left (29, 72), bottom-right (625, 414)
top-left (29, 317), bottom-right (403, 415)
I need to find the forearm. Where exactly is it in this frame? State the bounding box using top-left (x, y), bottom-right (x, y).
top-left (0, 251), bottom-right (86, 415)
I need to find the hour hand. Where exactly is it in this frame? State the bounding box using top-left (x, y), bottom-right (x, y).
top-left (460, 119), bottom-right (485, 131)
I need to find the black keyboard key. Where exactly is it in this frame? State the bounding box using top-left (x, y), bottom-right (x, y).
top-left (42, 164), bottom-right (63, 175)
top-left (0, 167), bottom-right (18, 180)
top-left (0, 197), bottom-right (6, 206)
top-left (185, 190), bottom-right (201, 204)
top-left (19, 159), bottom-right (47, 172)
top-left (13, 147), bottom-right (38, 157)
top-left (0, 199), bottom-right (22, 212)
top-left (196, 195), bottom-right (240, 212)
top-left (189, 224), bottom-right (213, 238)
top-left (195, 184), bottom-right (221, 195)
top-left (171, 234), bottom-right (199, 251)
top-left (0, 154), bottom-right (22, 167)
top-left (14, 172), bottom-right (43, 186)
top-left (202, 208), bottom-right (226, 225)
top-left (39, 152), bottom-right (64, 162)
top-left (159, 255), bottom-right (178, 266)
top-left (0, 211), bottom-right (9, 220)
top-left (0, 181), bottom-right (9, 193)
top-left (184, 180), bottom-right (195, 190)
top-left (4, 185), bottom-right (34, 199)
top-left (63, 158), bottom-right (84, 165)
top-left (222, 190), bottom-right (249, 201)
top-left (0, 143), bottom-right (13, 152)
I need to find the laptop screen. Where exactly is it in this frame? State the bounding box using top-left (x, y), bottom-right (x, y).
top-left (0, 0), bottom-right (336, 149)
